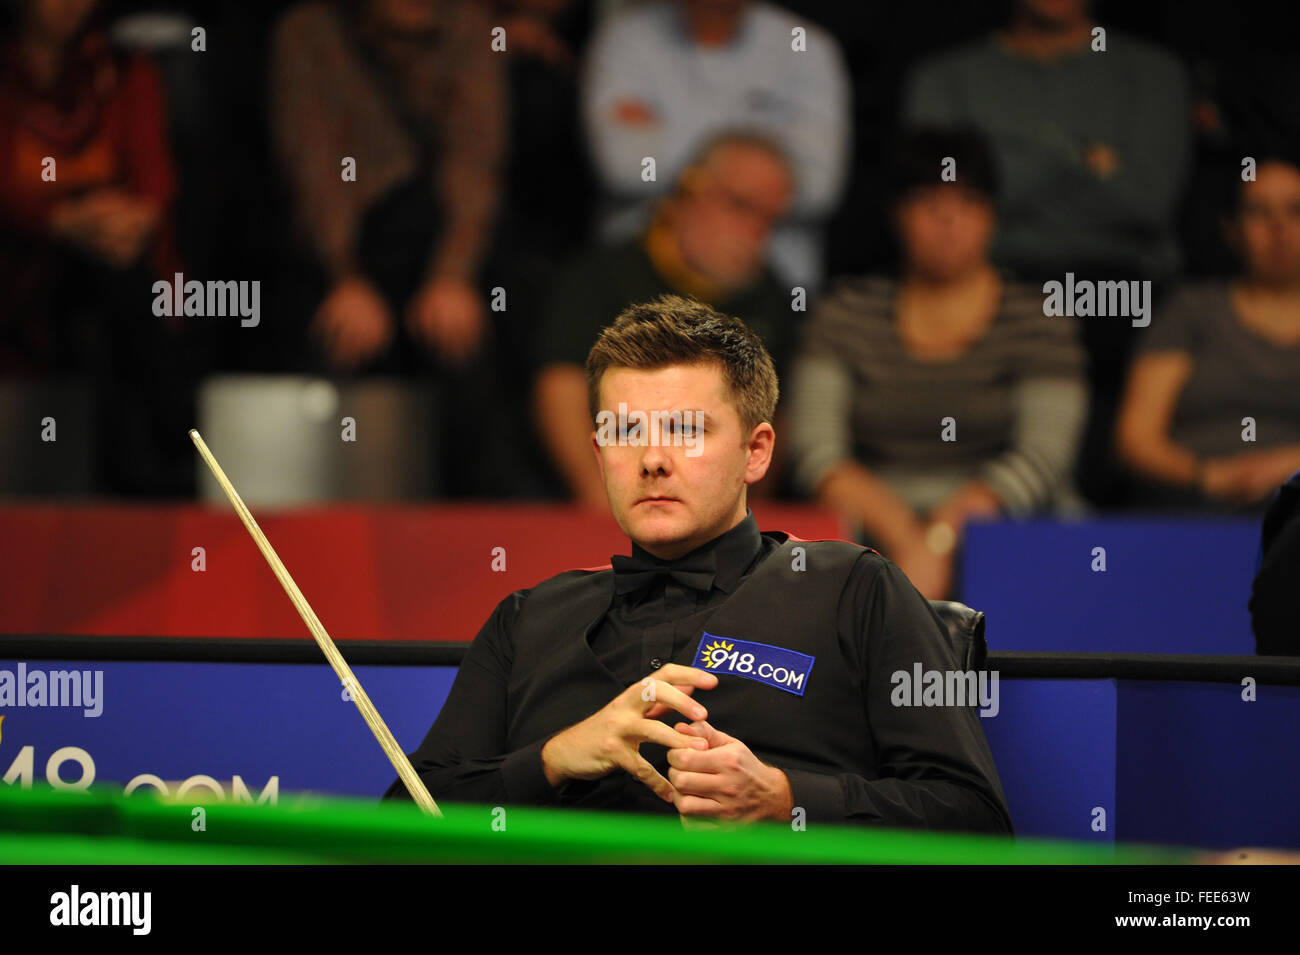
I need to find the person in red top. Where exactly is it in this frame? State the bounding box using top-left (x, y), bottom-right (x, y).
top-left (0, 0), bottom-right (180, 374)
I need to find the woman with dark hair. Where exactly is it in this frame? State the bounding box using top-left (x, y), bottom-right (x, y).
top-left (787, 128), bottom-right (1087, 598)
top-left (1115, 152), bottom-right (1300, 512)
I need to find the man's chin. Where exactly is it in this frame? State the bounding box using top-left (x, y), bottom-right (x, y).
top-left (624, 502), bottom-right (692, 545)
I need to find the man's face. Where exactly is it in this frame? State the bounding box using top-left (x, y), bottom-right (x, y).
top-left (591, 363), bottom-right (773, 559)
top-left (673, 145), bottom-right (793, 289)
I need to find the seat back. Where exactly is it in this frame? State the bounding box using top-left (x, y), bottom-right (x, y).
top-left (928, 599), bottom-right (987, 673)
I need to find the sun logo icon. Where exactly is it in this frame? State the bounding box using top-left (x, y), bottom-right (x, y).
top-left (699, 639), bottom-right (733, 669)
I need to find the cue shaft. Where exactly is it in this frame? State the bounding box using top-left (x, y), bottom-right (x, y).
top-left (188, 429), bottom-right (441, 817)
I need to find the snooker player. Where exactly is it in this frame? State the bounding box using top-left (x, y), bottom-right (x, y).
top-left (385, 295), bottom-right (1013, 831)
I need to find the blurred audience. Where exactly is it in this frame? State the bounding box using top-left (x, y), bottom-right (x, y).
top-left (3, 0), bottom-right (1290, 518)
top-left (904, 0), bottom-right (1192, 508)
top-left (268, 0), bottom-right (521, 495)
top-left (495, 0), bottom-right (594, 244)
top-left (533, 130), bottom-right (796, 509)
top-left (904, 0), bottom-right (1191, 284)
top-left (1116, 154), bottom-right (1300, 513)
top-left (269, 0), bottom-right (503, 373)
top-left (786, 129), bottom-right (1087, 598)
top-left (491, 0), bottom-right (596, 325)
top-left (487, 0), bottom-right (596, 456)
top-left (0, 0), bottom-right (192, 494)
top-left (582, 0), bottom-right (850, 292)
top-left (1, 0), bottom-right (178, 368)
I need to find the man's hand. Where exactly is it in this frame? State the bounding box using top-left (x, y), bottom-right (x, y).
top-left (405, 275), bottom-right (486, 366)
top-left (540, 664), bottom-right (718, 803)
top-left (667, 720), bottom-right (794, 825)
top-left (311, 276), bottom-right (395, 370)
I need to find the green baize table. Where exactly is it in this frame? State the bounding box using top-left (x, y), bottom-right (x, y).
top-left (0, 785), bottom-right (1197, 865)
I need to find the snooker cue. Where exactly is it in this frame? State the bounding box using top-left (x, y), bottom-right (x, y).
top-left (188, 428), bottom-right (441, 817)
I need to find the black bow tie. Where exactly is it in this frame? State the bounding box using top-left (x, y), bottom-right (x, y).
top-left (610, 550), bottom-right (718, 598)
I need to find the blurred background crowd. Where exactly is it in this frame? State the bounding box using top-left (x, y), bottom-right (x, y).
top-left (2, 0), bottom-right (1300, 599)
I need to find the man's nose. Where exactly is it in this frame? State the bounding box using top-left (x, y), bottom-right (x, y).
top-left (639, 438), bottom-right (673, 473)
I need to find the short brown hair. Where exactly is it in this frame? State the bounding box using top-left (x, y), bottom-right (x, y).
top-left (585, 294), bottom-right (779, 437)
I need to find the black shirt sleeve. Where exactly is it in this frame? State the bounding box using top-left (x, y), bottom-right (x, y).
top-left (382, 590), bottom-right (563, 806)
top-left (1251, 473), bottom-right (1300, 656)
top-left (780, 553), bottom-right (1014, 834)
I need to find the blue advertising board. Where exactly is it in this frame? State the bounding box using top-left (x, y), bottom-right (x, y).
top-left (3, 659), bottom-right (1298, 849)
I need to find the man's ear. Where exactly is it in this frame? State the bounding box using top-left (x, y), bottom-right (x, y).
top-left (743, 422), bottom-right (775, 485)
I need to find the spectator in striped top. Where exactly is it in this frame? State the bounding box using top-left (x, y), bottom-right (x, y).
top-left (786, 128), bottom-right (1087, 598)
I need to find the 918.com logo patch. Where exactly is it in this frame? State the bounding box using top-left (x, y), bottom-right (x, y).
top-left (694, 633), bottom-right (814, 696)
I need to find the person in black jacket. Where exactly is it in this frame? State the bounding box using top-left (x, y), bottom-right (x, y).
top-left (1250, 468), bottom-right (1300, 656)
top-left (386, 294), bottom-right (1012, 832)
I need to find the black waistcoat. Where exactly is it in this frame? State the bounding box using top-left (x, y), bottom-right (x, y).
top-left (507, 533), bottom-right (871, 812)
